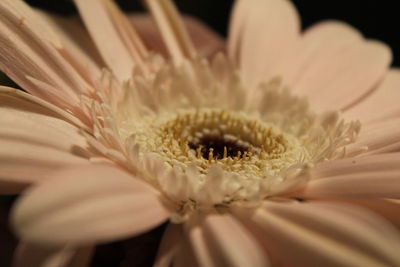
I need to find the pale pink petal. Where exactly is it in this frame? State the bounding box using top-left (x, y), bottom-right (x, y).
top-left (0, 87), bottom-right (90, 194)
top-left (312, 153), bottom-right (400, 178)
top-left (287, 21), bottom-right (391, 111)
top-left (154, 224), bottom-right (182, 267)
top-left (13, 243), bottom-right (93, 267)
top-left (347, 118), bottom-right (400, 155)
top-left (297, 171), bottom-right (400, 199)
top-left (11, 164), bottom-right (171, 245)
top-left (172, 229), bottom-right (199, 267)
top-left (185, 214), bottom-right (269, 267)
top-left (0, 0), bottom-right (91, 105)
top-left (144, 0), bottom-right (196, 64)
top-left (131, 14), bottom-right (224, 58)
top-left (345, 69), bottom-right (400, 122)
top-left (228, 0), bottom-right (300, 88)
top-left (37, 11), bottom-right (103, 85)
top-left (234, 201), bottom-right (400, 266)
top-left (336, 199), bottom-right (400, 228)
top-left (73, 0), bottom-right (148, 80)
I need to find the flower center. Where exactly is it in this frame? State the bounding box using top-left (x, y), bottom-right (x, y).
top-left (188, 135), bottom-right (250, 160)
top-left (125, 108), bottom-right (306, 179)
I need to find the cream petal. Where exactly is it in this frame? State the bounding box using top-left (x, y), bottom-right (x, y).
top-left (347, 118), bottom-right (400, 155)
top-left (11, 164), bottom-right (170, 246)
top-left (13, 243), bottom-right (93, 267)
top-left (0, 87), bottom-right (90, 194)
top-left (131, 14), bottom-right (224, 58)
top-left (185, 214), bottom-right (269, 267)
top-left (228, 0), bottom-right (300, 88)
top-left (287, 21), bottom-right (391, 111)
top-left (234, 201), bottom-right (400, 267)
top-left (0, 0), bottom-right (91, 105)
top-left (345, 69), bottom-right (400, 122)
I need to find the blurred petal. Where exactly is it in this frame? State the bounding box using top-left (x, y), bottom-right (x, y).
top-left (144, 0), bottom-right (196, 64)
top-left (228, 0), bottom-right (300, 88)
top-left (234, 201), bottom-right (400, 266)
top-left (12, 164), bottom-right (171, 245)
top-left (154, 224), bottom-right (182, 267)
top-left (289, 21), bottom-right (391, 111)
top-left (345, 69), bottom-right (400, 122)
top-left (131, 14), bottom-right (224, 58)
top-left (0, 87), bottom-right (90, 194)
top-left (185, 214), bottom-right (269, 267)
top-left (13, 243), bottom-right (93, 267)
top-left (337, 199), bottom-right (400, 228)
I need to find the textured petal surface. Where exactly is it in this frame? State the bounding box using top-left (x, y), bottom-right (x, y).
top-left (12, 164), bottom-right (171, 245)
top-left (297, 159), bottom-right (400, 199)
top-left (37, 11), bottom-right (103, 85)
top-left (185, 214), bottom-right (269, 267)
top-left (347, 118), bottom-right (400, 155)
top-left (345, 69), bottom-right (400, 122)
top-left (292, 22), bottom-right (391, 111)
top-left (311, 153), bottom-right (400, 178)
top-left (0, 0), bottom-right (91, 107)
top-left (0, 87), bottom-right (89, 194)
top-left (13, 243), bottom-right (93, 267)
top-left (234, 201), bottom-right (400, 267)
top-left (228, 0), bottom-right (300, 88)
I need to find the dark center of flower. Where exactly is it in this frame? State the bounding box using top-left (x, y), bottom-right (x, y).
top-left (188, 135), bottom-right (250, 160)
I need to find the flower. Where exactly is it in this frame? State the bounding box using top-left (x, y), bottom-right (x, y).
top-left (1, 0), bottom-right (400, 266)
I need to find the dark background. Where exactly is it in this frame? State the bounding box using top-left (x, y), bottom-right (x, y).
top-left (24, 0), bottom-right (400, 66)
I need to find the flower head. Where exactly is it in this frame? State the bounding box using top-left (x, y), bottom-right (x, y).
top-left (1, 0), bottom-right (400, 266)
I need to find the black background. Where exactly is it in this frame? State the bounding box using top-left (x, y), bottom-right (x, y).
top-left (24, 0), bottom-right (400, 66)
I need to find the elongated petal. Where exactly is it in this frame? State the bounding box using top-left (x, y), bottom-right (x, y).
top-left (345, 69), bottom-right (400, 122)
top-left (131, 14), bottom-right (224, 58)
top-left (0, 0), bottom-right (91, 105)
top-left (185, 214), bottom-right (269, 267)
top-left (228, 0), bottom-right (300, 88)
top-left (13, 243), bottom-right (93, 267)
top-left (298, 172), bottom-right (400, 199)
top-left (0, 87), bottom-right (90, 194)
top-left (154, 224), bottom-right (182, 267)
top-left (287, 21), bottom-right (391, 111)
top-left (144, 0), bottom-right (196, 64)
top-left (312, 153), bottom-right (400, 178)
top-left (234, 201), bottom-right (400, 266)
top-left (73, 0), bottom-right (139, 81)
top-left (336, 199), bottom-right (400, 228)
top-left (37, 11), bottom-right (103, 85)
top-left (347, 118), bottom-right (400, 155)
top-left (12, 164), bottom-right (171, 246)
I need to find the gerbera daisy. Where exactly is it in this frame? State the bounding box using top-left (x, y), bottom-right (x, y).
top-left (1, 0), bottom-right (400, 266)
